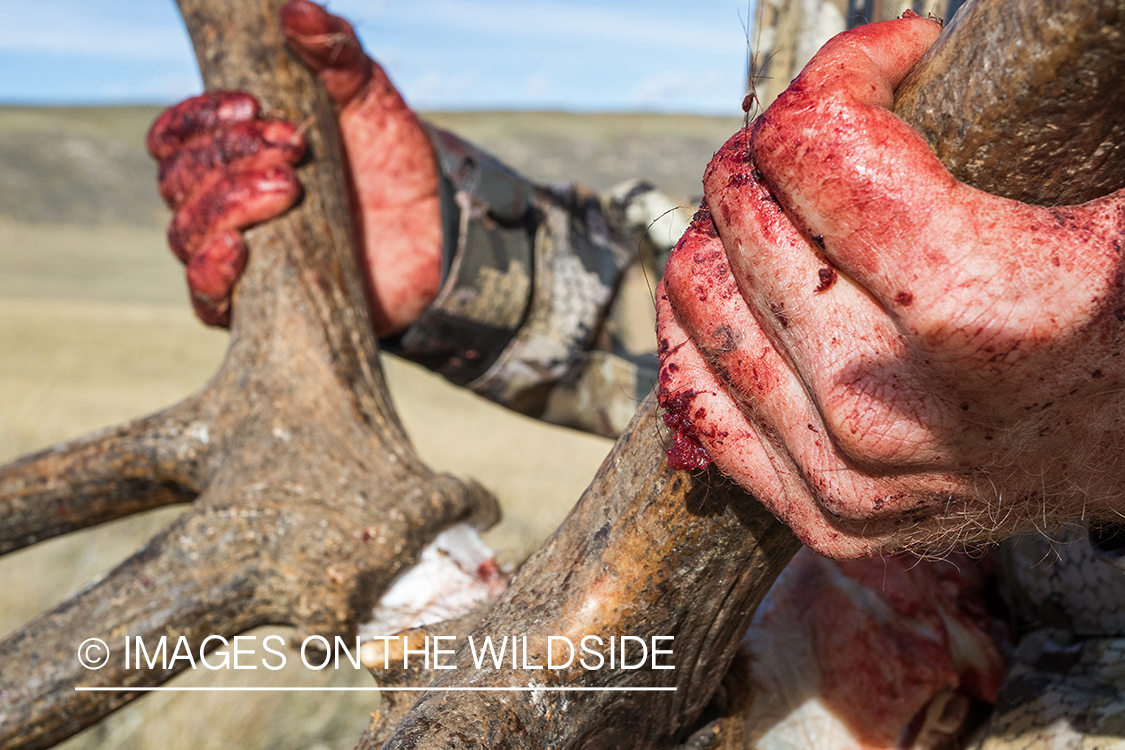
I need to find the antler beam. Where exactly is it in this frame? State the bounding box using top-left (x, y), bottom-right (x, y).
top-left (0, 1), bottom-right (497, 747)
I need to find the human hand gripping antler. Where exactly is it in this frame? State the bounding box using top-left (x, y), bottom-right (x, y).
top-left (0, 1), bottom-right (498, 748)
top-left (170, 3), bottom-right (1125, 564)
top-left (660, 13), bottom-right (1125, 558)
top-left (151, 0), bottom-right (442, 334)
top-left (4, 1), bottom-right (1123, 749)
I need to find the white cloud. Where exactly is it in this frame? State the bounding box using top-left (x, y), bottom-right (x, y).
top-left (404, 69), bottom-right (483, 106)
top-left (95, 70), bottom-right (204, 102)
top-left (0, 0), bottom-right (755, 111)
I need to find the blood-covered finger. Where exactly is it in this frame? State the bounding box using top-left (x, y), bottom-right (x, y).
top-left (167, 165), bottom-right (302, 263)
top-left (662, 201), bottom-right (804, 424)
top-left (750, 16), bottom-right (1125, 376)
top-left (746, 15), bottom-right (1000, 327)
top-left (663, 201), bottom-right (969, 551)
top-left (656, 282), bottom-right (787, 508)
top-left (658, 283), bottom-right (896, 557)
top-left (659, 211), bottom-right (811, 502)
top-left (792, 14), bottom-right (939, 110)
top-left (186, 231), bottom-right (247, 328)
top-left (280, 0), bottom-right (371, 106)
top-left (191, 291), bottom-right (231, 329)
top-left (658, 216), bottom-right (863, 548)
top-left (702, 132), bottom-right (958, 471)
top-left (147, 92), bottom-right (260, 159)
top-left (157, 119), bottom-right (306, 207)
top-left (749, 16), bottom-right (945, 304)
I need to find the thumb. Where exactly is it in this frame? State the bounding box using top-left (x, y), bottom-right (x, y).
top-left (280, 0), bottom-right (372, 106)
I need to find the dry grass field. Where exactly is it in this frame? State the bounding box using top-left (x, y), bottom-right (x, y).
top-left (0, 105), bottom-right (741, 749)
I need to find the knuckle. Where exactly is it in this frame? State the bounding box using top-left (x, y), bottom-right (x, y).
top-left (191, 293), bottom-right (230, 328)
top-left (818, 374), bottom-right (939, 469)
top-left (147, 92), bottom-right (260, 160)
top-left (898, 286), bottom-right (975, 348)
top-left (167, 211), bottom-right (194, 263)
top-left (157, 119), bottom-right (305, 209)
top-left (819, 380), bottom-right (891, 461)
top-left (799, 468), bottom-right (884, 528)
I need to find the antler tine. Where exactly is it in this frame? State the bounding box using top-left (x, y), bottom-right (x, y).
top-left (354, 610), bottom-right (489, 748)
top-left (0, 507), bottom-right (282, 750)
top-left (0, 462), bottom-right (493, 750)
top-left (0, 395), bottom-right (214, 556)
top-left (376, 395), bottom-right (801, 750)
top-left (1, 0), bottom-right (503, 748)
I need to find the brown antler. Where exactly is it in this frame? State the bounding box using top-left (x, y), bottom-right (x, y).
top-left (0, 1), bottom-right (497, 748)
top-left (2, 1), bottom-right (1123, 750)
top-left (1, 396), bottom-right (209, 554)
top-left (372, 0), bottom-right (1125, 748)
top-left (895, 0), bottom-right (1125, 206)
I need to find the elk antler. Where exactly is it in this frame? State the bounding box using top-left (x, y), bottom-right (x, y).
top-left (370, 0), bottom-right (1125, 748)
top-left (2, 1), bottom-right (1123, 750)
top-left (0, 1), bottom-right (498, 747)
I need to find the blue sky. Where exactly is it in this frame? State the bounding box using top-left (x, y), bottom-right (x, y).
top-left (0, 0), bottom-right (758, 114)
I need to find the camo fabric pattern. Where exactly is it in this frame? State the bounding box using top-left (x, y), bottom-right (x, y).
top-left (961, 528), bottom-right (1125, 749)
top-left (969, 629), bottom-right (1125, 750)
top-left (1000, 525), bottom-right (1125, 638)
top-left (398, 125), bottom-right (1125, 750)
top-left (390, 125), bottom-right (688, 437)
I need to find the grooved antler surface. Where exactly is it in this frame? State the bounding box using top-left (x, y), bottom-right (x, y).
top-left (0, 396), bottom-right (211, 554)
top-left (896, 0), bottom-right (1125, 205)
top-left (0, 2), bottom-right (497, 748)
top-left (377, 394), bottom-right (801, 750)
top-left (376, 1), bottom-right (1125, 749)
top-left (2, 1), bottom-right (1123, 749)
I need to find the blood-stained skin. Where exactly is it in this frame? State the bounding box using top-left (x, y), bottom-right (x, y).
top-left (148, 0), bottom-right (444, 336)
top-left (147, 92), bottom-right (260, 160)
top-left (659, 14), bottom-right (1125, 557)
top-left (148, 92), bottom-right (305, 326)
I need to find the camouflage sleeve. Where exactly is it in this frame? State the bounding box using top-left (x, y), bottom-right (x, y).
top-left (385, 123), bottom-right (690, 438)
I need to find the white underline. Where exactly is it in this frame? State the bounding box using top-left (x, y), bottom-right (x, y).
top-left (75, 686), bottom-right (676, 692)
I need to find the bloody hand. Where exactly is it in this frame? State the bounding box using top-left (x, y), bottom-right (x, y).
top-left (659, 15), bottom-right (1125, 557)
top-left (149, 92), bottom-right (305, 326)
top-left (148, 0), bottom-right (443, 335)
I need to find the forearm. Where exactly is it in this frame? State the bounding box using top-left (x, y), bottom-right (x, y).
top-left (389, 124), bottom-right (684, 438)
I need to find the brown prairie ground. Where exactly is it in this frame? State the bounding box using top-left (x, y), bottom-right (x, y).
top-left (0, 106), bottom-right (741, 750)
